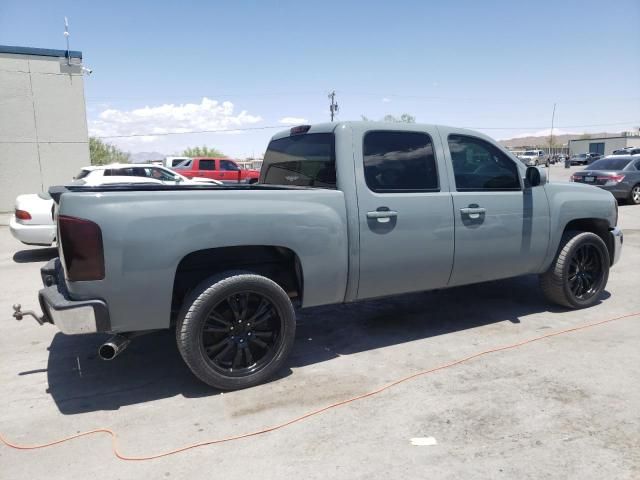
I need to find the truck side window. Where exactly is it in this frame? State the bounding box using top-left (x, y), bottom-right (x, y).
top-left (220, 160), bottom-right (240, 171)
top-left (199, 160), bottom-right (215, 170)
top-left (363, 131), bottom-right (438, 193)
top-left (448, 135), bottom-right (521, 191)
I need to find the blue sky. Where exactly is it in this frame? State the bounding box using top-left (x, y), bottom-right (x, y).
top-left (2, 0), bottom-right (639, 157)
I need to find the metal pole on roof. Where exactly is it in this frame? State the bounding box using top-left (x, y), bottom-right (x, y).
top-left (63, 17), bottom-right (71, 66)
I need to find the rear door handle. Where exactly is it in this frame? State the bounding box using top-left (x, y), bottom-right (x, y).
top-left (460, 207), bottom-right (486, 215)
top-left (367, 210), bottom-right (398, 219)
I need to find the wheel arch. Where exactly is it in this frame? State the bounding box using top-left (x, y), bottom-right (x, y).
top-left (171, 245), bottom-right (303, 322)
top-left (561, 218), bottom-right (614, 265)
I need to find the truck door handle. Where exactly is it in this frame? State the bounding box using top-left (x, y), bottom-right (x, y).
top-left (460, 207), bottom-right (486, 215)
top-left (367, 210), bottom-right (398, 219)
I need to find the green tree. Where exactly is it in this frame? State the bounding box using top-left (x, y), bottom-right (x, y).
top-left (399, 113), bottom-right (416, 123)
top-left (89, 137), bottom-right (130, 165)
top-left (182, 146), bottom-right (227, 157)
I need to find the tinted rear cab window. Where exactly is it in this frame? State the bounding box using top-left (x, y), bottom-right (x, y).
top-left (261, 133), bottom-right (336, 188)
top-left (363, 131), bottom-right (438, 192)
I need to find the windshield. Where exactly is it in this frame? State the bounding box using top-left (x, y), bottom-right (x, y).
top-left (587, 158), bottom-right (632, 170)
top-left (261, 133), bottom-right (336, 188)
top-left (523, 151), bottom-right (538, 156)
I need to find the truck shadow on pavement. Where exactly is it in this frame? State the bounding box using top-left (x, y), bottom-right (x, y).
top-left (43, 274), bottom-right (609, 415)
top-left (12, 247), bottom-right (57, 264)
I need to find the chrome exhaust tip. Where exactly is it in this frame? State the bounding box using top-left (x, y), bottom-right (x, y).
top-left (98, 335), bottom-right (131, 361)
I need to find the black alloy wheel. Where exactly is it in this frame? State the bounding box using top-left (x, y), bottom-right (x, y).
top-left (202, 292), bottom-right (282, 376)
top-left (177, 272), bottom-right (296, 390)
top-left (567, 243), bottom-right (605, 302)
top-left (540, 231), bottom-right (610, 309)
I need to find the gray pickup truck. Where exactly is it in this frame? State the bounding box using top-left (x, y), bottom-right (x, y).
top-left (15, 122), bottom-right (623, 390)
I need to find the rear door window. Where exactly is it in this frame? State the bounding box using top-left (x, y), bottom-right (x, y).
top-left (261, 133), bottom-right (336, 188)
top-left (199, 160), bottom-right (216, 170)
top-left (363, 131), bottom-right (439, 192)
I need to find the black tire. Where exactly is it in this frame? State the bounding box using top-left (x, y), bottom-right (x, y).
top-left (176, 271), bottom-right (296, 390)
top-left (629, 184), bottom-right (640, 205)
top-left (540, 231), bottom-right (610, 309)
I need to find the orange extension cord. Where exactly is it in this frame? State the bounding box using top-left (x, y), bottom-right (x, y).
top-left (1, 311), bottom-right (638, 461)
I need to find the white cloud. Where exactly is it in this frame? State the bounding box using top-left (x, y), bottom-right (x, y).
top-left (279, 116), bottom-right (308, 125)
top-left (382, 97), bottom-right (391, 103)
top-left (88, 97), bottom-right (262, 141)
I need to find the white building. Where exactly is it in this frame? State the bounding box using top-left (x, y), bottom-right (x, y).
top-left (568, 132), bottom-right (640, 157)
top-left (0, 45), bottom-right (90, 212)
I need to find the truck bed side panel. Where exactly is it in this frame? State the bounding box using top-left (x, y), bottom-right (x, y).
top-left (57, 189), bottom-right (348, 332)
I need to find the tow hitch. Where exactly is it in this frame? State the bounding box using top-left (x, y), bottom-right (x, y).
top-left (12, 304), bottom-right (48, 326)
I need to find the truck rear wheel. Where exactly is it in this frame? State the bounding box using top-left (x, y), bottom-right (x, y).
top-left (176, 272), bottom-right (296, 390)
top-left (540, 231), bottom-right (609, 309)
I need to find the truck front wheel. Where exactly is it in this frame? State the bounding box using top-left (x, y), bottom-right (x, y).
top-left (176, 272), bottom-right (296, 390)
top-left (540, 231), bottom-right (610, 309)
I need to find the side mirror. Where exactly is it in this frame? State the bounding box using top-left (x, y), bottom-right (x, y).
top-left (525, 166), bottom-right (547, 187)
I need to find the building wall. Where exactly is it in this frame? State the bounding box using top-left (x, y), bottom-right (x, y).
top-left (0, 50), bottom-right (89, 212)
top-left (568, 137), bottom-right (635, 157)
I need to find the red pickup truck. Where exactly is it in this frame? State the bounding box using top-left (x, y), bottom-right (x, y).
top-left (173, 158), bottom-right (260, 184)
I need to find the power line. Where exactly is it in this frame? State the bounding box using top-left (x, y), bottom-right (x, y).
top-left (92, 120), bottom-right (640, 140)
top-left (465, 121), bottom-right (639, 130)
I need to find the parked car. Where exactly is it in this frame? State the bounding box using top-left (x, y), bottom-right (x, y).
top-left (518, 149), bottom-right (547, 166)
top-left (570, 152), bottom-right (601, 165)
top-left (9, 176), bottom-right (164, 246)
top-left (17, 121), bottom-right (622, 390)
top-left (571, 155), bottom-right (640, 204)
top-left (75, 164), bottom-right (222, 185)
top-left (611, 147), bottom-right (640, 156)
top-left (173, 157), bottom-right (260, 184)
top-left (9, 193), bottom-right (56, 246)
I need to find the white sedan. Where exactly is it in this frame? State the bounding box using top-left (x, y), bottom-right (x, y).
top-left (9, 163), bottom-right (219, 247)
top-left (75, 164), bottom-right (223, 185)
top-left (10, 192), bottom-right (57, 246)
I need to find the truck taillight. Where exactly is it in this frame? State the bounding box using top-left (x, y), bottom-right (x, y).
top-left (15, 209), bottom-right (32, 220)
top-left (58, 215), bottom-right (105, 281)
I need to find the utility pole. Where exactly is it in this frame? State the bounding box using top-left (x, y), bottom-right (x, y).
top-left (549, 103), bottom-right (556, 177)
top-left (549, 103), bottom-right (556, 155)
top-left (328, 90), bottom-right (339, 122)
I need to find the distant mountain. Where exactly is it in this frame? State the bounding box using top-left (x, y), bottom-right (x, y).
top-left (499, 132), bottom-right (619, 148)
top-left (128, 151), bottom-right (167, 163)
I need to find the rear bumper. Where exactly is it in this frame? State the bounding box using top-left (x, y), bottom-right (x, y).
top-left (9, 216), bottom-right (56, 246)
top-left (38, 259), bottom-right (111, 334)
top-left (610, 227), bottom-right (623, 266)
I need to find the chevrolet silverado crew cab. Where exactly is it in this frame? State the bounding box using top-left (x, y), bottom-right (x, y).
top-left (16, 122), bottom-right (623, 390)
top-left (173, 157), bottom-right (260, 184)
